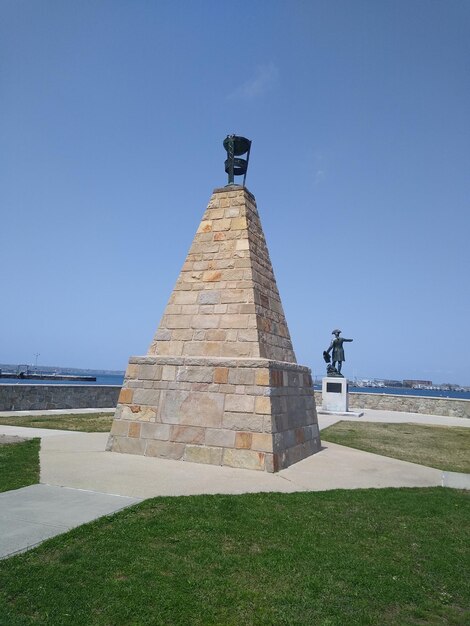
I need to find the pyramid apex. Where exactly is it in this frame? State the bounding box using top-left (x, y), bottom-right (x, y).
top-left (148, 189), bottom-right (296, 363)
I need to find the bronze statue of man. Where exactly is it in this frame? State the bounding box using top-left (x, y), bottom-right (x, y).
top-left (326, 329), bottom-right (353, 375)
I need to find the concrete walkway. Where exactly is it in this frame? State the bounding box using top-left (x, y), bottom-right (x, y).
top-left (0, 485), bottom-right (140, 559)
top-left (318, 408), bottom-right (470, 430)
top-left (37, 430), bottom-right (444, 499)
top-left (0, 407), bottom-right (468, 558)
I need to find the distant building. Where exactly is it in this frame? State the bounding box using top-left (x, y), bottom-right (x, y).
top-left (403, 379), bottom-right (432, 388)
top-left (383, 380), bottom-right (402, 387)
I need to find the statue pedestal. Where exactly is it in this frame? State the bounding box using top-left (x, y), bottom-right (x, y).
top-left (322, 376), bottom-right (348, 412)
top-left (318, 377), bottom-right (363, 417)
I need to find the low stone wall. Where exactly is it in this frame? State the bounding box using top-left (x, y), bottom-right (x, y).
top-left (314, 391), bottom-right (469, 419)
top-left (0, 385), bottom-right (121, 411)
top-left (2, 383), bottom-right (468, 418)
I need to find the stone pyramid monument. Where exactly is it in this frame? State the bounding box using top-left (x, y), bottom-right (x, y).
top-left (107, 137), bottom-right (321, 472)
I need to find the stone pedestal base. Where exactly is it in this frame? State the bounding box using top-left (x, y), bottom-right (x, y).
top-left (317, 409), bottom-right (364, 417)
top-left (107, 356), bottom-right (321, 472)
top-left (322, 376), bottom-right (348, 412)
top-left (319, 377), bottom-right (363, 417)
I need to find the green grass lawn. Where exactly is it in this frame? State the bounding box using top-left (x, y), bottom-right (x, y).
top-left (0, 412), bottom-right (113, 433)
top-left (321, 421), bottom-right (470, 473)
top-left (0, 488), bottom-right (468, 625)
top-left (0, 438), bottom-right (40, 493)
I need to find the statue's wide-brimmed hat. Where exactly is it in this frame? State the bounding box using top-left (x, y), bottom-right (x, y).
top-left (332, 329), bottom-right (341, 334)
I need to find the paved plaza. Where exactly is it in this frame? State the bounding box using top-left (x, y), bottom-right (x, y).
top-left (0, 408), bottom-right (468, 559)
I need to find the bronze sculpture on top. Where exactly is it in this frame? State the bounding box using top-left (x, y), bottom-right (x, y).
top-left (323, 329), bottom-right (353, 377)
top-left (223, 134), bottom-right (252, 186)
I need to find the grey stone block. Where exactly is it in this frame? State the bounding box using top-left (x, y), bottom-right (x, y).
top-left (184, 445), bottom-right (223, 465)
top-left (132, 389), bottom-right (161, 406)
top-left (145, 440), bottom-right (185, 460)
top-left (227, 369), bottom-right (255, 385)
top-left (138, 365), bottom-right (162, 380)
top-left (175, 366), bottom-right (213, 383)
top-left (140, 423), bottom-right (171, 440)
top-left (222, 412), bottom-right (264, 432)
top-left (225, 394), bottom-right (255, 413)
top-left (170, 425), bottom-right (205, 444)
top-left (205, 428), bottom-right (236, 448)
top-left (112, 436), bottom-right (147, 455)
top-left (198, 291), bottom-right (221, 304)
top-left (161, 390), bottom-right (224, 427)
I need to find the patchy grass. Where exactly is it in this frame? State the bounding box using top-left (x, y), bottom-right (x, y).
top-left (0, 413), bottom-right (113, 433)
top-left (0, 438), bottom-right (40, 493)
top-left (0, 488), bottom-right (468, 625)
top-left (322, 421), bottom-right (470, 473)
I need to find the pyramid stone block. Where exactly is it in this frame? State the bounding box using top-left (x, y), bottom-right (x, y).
top-left (107, 186), bottom-right (321, 471)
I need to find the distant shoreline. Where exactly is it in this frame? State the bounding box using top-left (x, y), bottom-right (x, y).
top-left (0, 374), bottom-right (124, 387)
top-left (1, 375), bottom-right (468, 400)
top-left (314, 385), bottom-right (470, 401)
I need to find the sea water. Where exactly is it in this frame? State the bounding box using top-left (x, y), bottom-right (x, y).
top-left (4, 373), bottom-right (469, 400)
top-left (2, 374), bottom-right (125, 386)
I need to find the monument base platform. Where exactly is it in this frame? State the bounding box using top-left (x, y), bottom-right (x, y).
top-left (321, 376), bottom-right (349, 412)
top-left (317, 409), bottom-right (364, 417)
top-left (107, 356), bottom-right (321, 472)
top-left (320, 376), bottom-right (363, 417)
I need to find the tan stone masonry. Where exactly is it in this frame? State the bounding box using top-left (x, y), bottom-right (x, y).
top-left (148, 186), bottom-right (296, 362)
top-left (107, 186), bottom-right (321, 471)
top-left (108, 356), bottom-right (320, 471)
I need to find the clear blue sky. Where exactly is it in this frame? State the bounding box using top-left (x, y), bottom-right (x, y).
top-left (1, 1), bottom-right (469, 384)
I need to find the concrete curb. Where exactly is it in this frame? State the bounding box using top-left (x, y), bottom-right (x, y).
top-left (441, 471), bottom-right (470, 489)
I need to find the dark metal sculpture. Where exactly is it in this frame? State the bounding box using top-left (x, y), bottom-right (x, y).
top-left (322, 351), bottom-right (339, 377)
top-left (323, 329), bottom-right (353, 377)
top-left (223, 134), bottom-right (251, 186)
